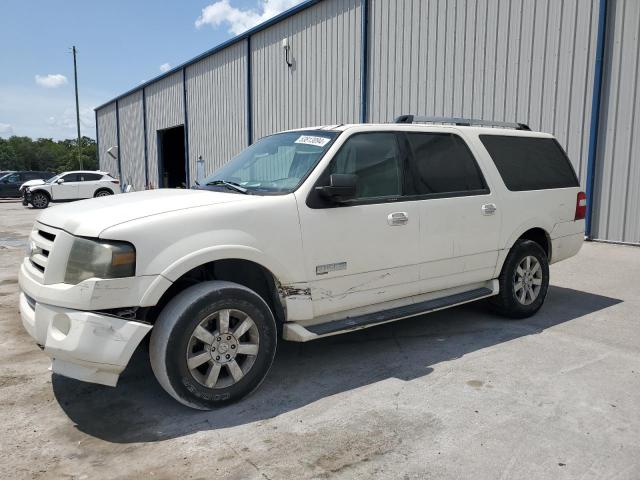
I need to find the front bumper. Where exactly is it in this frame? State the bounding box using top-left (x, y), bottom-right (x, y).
top-left (19, 292), bottom-right (152, 386)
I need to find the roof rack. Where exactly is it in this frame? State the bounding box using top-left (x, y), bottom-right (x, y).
top-left (394, 115), bottom-right (530, 131)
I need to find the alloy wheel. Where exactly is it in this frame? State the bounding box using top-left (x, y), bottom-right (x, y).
top-left (185, 309), bottom-right (260, 389)
top-left (513, 255), bottom-right (543, 305)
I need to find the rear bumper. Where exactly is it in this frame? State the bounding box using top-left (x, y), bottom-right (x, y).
top-left (19, 292), bottom-right (152, 386)
top-left (550, 219), bottom-right (585, 264)
top-left (550, 232), bottom-right (584, 264)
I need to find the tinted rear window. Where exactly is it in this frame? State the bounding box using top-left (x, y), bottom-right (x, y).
top-left (480, 135), bottom-right (579, 191)
top-left (80, 173), bottom-right (103, 181)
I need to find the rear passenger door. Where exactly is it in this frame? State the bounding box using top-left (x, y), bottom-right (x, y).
top-left (403, 131), bottom-right (501, 289)
top-left (77, 173), bottom-right (103, 198)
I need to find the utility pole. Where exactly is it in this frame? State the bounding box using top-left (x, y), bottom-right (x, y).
top-left (72, 46), bottom-right (83, 169)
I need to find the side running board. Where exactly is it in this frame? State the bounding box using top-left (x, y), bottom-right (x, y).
top-left (307, 287), bottom-right (493, 336)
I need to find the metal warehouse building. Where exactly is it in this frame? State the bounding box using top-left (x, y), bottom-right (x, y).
top-left (95, 0), bottom-right (640, 245)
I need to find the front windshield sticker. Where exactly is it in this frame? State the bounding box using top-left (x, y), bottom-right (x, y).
top-left (294, 135), bottom-right (331, 147)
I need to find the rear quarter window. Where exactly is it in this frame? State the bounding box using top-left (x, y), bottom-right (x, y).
top-left (479, 135), bottom-right (579, 191)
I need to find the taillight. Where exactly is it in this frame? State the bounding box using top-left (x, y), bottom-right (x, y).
top-left (110, 180), bottom-right (120, 184)
top-left (575, 191), bottom-right (587, 220)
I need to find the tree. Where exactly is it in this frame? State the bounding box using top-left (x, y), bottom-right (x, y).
top-left (0, 136), bottom-right (97, 173)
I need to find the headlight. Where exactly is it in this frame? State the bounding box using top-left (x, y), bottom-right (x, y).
top-left (64, 237), bottom-right (136, 284)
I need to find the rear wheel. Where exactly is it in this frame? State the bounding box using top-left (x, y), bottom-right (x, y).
top-left (31, 191), bottom-right (49, 209)
top-left (490, 239), bottom-right (549, 319)
top-left (94, 189), bottom-right (113, 197)
top-left (149, 281), bottom-right (277, 410)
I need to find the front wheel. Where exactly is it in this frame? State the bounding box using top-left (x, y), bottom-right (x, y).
top-left (149, 281), bottom-right (277, 409)
top-left (490, 239), bottom-right (550, 319)
top-left (31, 191), bottom-right (49, 209)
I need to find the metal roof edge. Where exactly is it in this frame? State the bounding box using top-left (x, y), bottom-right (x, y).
top-left (95, 0), bottom-right (322, 111)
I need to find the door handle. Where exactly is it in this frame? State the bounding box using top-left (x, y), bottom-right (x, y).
top-left (481, 203), bottom-right (497, 215)
top-left (388, 212), bottom-right (409, 226)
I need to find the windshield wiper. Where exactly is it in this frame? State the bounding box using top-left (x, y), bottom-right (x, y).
top-left (205, 180), bottom-right (249, 194)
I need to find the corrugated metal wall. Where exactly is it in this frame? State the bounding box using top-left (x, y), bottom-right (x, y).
top-left (251, 0), bottom-right (361, 139)
top-left (117, 91), bottom-right (146, 190)
top-left (186, 40), bottom-right (248, 180)
top-left (94, 0), bottom-right (639, 244)
top-left (368, 0), bottom-right (599, 186)
top-left (96, 102), bottom-right (118, 177)
top-left (144, 71), bottom-right (185, 188)
top-left (591, 0), bottom-right (640, 244)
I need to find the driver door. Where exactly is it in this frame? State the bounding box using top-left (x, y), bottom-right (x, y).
top-left (296, 132), bottom-right (421, 318)
top-left (51, 173), bottom-right (80, 200)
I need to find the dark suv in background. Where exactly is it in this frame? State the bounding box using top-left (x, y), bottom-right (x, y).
top-left (0, 171), bottom-right (55, 198)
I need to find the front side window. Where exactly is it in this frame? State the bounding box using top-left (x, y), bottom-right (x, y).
top-left (326, 132), bottom-right (402, 199)
top-left (405, 133), bottom-right (487, 196)
top-left (4, 173), bottom-right (20, 183)
top-left (202, 130), bottom-right (339, 194)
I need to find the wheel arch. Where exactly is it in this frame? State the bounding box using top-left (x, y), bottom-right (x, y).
top-left (504, 221), bottom-right (552, 259)
top-left (29, 188), bottom-right (51, 200)
top-left (144, 256), bottom-right (287, 329)
top-left (495, 223), bottom-right (552, 278)
top-left (94, 187), bottom-right (114, 196)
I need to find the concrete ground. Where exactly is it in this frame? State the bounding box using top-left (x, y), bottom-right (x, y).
top-left (1, 200), bottom-right (639, 480)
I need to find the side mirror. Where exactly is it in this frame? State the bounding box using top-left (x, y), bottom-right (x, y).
top-left (56, 178), bottom-right (64, 184)
top-left (316, 174), bottom-right (357, 202)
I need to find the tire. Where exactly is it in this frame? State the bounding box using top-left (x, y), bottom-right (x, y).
top-left (31, 191), bottom-right (49, 209)
top-left (94, 189), bottom-right (113, 197)
top-left (149, 281), bottom-right (277, 410)
top-left (490, 239), bottom-right (550, 319)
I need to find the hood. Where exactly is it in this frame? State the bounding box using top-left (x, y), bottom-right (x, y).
top-left (21, 179), bottom-right (46, 190)
top-left (37, 188), bottom-right (252, 237)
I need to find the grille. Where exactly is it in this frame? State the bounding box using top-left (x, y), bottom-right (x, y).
top-left (29, 228), bottom-right (57, 276)
top-left (38, 230), bottom-right (55, 242)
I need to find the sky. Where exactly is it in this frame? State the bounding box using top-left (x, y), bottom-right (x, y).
top-left (0, 0), bottom-right (303, 141)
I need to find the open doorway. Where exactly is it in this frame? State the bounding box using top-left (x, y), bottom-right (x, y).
top-left (158, 126), bottom-right (187, 188)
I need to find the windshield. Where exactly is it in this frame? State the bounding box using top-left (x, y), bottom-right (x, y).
top-left (202, 130), bottom-right (339, 194)
top-left (46, 174), bottom-right (61, 183)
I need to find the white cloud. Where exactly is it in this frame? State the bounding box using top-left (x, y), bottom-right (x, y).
top-left (160, 63), bottom-right (171, 73)
top-left (0, 123), bottom-right (14, 138)
top-left (46, 107), bottom-right (95, 132)
top-left (196, 0), bottom-right (301, 35)
top-left (0, 85), bottom-right (102, 140)
top-left (34, 74), bottom-right (69, 88)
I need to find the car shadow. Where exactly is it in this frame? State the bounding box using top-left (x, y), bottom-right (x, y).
top-left (52, 285), bottom-right (621, 443)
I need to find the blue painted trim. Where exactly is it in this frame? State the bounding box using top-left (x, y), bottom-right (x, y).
top-left (94, 110), bottom-right (100, 168)
top-left (182, 68), bottom-right (191, 186)
top-left (585, 0), bottom-right (608, 238)
top-left (94, 0), bottom-right (322, 111)
top-left (246, 36), bottom-right (253, 146)
top-left (360, 0), bottom-right (369, 123)
top-left (142, 88), bottom-right (149, 188)
top-left (115, 99), bottom-right (122, 188)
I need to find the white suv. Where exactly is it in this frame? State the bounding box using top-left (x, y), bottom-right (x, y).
top-left (18, 117), bottom-right (585, 409)
top-left (22, 170), bottom-right (120, 209)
